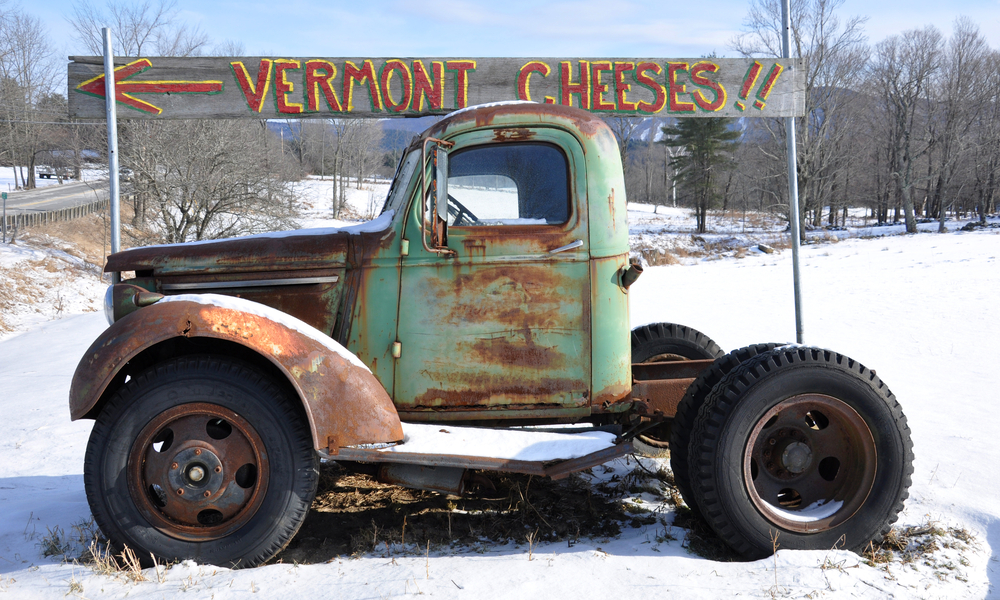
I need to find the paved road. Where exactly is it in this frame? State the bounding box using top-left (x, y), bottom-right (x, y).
top-left (2, 180), bottom-right (108, 215)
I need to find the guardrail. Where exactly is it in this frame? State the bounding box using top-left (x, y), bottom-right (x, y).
top-left (3, 197), bottom-right (109, 233)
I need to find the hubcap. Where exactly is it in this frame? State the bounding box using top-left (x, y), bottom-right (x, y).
top-left (743, 394), bottom-right (876, 532)
top-left (128, 403), bottom-right (269, 541)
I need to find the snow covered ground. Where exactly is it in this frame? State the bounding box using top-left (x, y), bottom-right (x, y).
top-left (0, 189), bottom-right (998, 597)
top-left (0, 167), bottom-right (106, 195)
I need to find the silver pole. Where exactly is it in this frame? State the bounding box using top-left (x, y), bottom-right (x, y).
top-left (102, 28), bottom-right (121, 260)
top-left (781, 0), bottom-right (804, 344)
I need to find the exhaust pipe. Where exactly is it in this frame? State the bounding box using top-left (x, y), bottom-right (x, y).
top-left (377, 464), bottom-right (467, 495)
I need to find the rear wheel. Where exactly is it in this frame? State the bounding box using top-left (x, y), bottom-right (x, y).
top-left (688, 347), bottom-right (913, 558)
top-left (669, 343), bottom-right (785, 510)
top-left (84, 356), bottom-right (319, 568)
top-left (630, 323), bottom-right (724, 458)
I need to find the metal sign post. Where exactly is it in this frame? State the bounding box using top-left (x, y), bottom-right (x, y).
top-left (2, 192), bottom-right (6, 244)
top-left (102, 28), bottom-right (121, 263)
top-left (782, 0), bottom-right (804, 344)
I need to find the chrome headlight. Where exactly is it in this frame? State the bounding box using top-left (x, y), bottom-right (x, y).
top-left (104, 285), bottom-right (115, 325)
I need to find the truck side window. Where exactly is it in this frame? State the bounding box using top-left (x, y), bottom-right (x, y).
top-left (447, 143), bottom-right (569, 226)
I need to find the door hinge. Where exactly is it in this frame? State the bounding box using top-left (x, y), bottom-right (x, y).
top-left (391, 341), bottom-right (402, 358)
top-left (401, 239), bottom-right (409, 257)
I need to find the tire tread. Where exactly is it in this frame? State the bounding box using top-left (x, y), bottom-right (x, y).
top-left (687, 346), bottom-right (914, 558)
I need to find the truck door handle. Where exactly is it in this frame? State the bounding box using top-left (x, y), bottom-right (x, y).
top-left (548, 239), bottom-right (584, 254)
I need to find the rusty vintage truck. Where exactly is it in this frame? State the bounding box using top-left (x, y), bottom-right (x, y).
top-left (71, 102), bottom-right (913, 567)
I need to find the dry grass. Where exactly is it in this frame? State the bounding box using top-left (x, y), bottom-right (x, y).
top-left (710, 210), bottom-right (786, 231)
top-left (0, 264), bottom-right (46, 334)
top-left (273, 462), bottom-right (633, 563)
top-left (83, 540), bottom-right (149, 584)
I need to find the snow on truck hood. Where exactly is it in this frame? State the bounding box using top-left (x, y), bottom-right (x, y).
top-left (141, 210), bottom-right (395, 250)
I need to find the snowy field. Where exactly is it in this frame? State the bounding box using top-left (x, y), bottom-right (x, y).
top-left (0, 167), bottom-right (106, 195)
top-left (0, 182), bottom-right (998, 598)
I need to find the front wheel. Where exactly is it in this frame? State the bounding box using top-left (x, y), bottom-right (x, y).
top-left (688, 347), bottom-right (913, 558)
top-left (84, 356), bottom-right (319, 568)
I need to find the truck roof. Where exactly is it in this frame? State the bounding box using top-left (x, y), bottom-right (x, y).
top-left (412, 102), bottom-right (615, 151)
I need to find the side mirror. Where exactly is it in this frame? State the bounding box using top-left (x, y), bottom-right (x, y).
top-left (435, 148), bottom-right (449, 223)
top-left (421, 138), bottom-right (455, 256)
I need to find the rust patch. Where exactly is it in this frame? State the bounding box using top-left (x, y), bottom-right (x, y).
top-left (413, 377), bottom-right (586, 408)
top-left (461, 239), bottom-right (487, 257)
top-left (419, 103), bottom-right (609, 143)
top-left (591, 382), bottom-right (632, 411)
top-left (471, 334), bottom-right (562, 369)
top-left (630, 378), bottom-right (695, 418)
top-left (441, 266), bottom-right (567, 328)
top-left (492, 127), bottom-right (536, 142)
top-left (609, 188), bottom-right (616, 231)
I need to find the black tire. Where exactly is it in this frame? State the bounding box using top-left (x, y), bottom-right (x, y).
top-left (669, 343), bottom-right (786, 510)
top-left (630, 323), bottom-right (725, 458)
top-left (84, 356), bottom-right (319, 568)
top-left (688, 347), bottom-right (913, 558)
top-left (631, 322), bottom-right (725, 363)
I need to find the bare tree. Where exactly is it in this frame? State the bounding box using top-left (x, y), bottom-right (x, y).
top-left (318, 119), bottom-right (384, 217)
top-left (868, 26), bottom-right (943, 233)
top-left (923, 18), bottom-right (991, 232)
top-left (971, 51), bottom-right (1000, 223)
top-left (68, 0), bottom-right (206, 223)
top-left (733, 0), bottom-right (869, 230)
top-left (602, 116), bottom-right (642, 170)
top-left (0, 11), bottom-right (59, 190)
top-left (123, 119), bottom-right (299, 243)
top-left (68, 0), bottom-right (207, 57)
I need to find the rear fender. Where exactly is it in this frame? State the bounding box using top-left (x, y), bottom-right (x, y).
top-left (70, 295), bottom-right (403, 451)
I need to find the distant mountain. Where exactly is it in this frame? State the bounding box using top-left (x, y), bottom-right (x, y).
top-left (266, 117), bottom-right (442, 153)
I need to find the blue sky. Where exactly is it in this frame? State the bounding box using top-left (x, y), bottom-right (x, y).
top-left (31, 0), bottom-right (1000, 60)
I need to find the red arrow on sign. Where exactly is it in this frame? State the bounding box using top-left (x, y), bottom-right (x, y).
top-left (75, 58), bottom-right (223, 115)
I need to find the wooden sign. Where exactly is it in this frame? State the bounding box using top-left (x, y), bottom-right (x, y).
top-left (68, 56), bottom-right (805, 119)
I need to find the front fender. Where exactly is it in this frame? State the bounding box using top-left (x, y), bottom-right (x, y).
top-left (70, 294), bottom-right (403, 451)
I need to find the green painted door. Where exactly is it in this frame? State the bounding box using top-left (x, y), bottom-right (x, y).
top-left (394, 127), bottom-right (592, 421)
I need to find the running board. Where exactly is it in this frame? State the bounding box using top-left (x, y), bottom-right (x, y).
top-left (323, 442), bottom-right (632, 481)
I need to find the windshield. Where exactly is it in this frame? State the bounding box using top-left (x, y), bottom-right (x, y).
top-left (380, 150), bottom-right (420, 216)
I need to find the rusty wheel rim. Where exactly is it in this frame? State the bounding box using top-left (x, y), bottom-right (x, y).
top-left (743, 394), bottom-right (876, 532)
top-left (128, 403), bottom-right (269, 541)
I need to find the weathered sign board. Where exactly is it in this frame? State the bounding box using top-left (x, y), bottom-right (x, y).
top-left (68, 56), bottom-right (805, 119)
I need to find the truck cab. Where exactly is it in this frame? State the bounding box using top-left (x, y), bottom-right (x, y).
top-left (86, 103), bottom-right (634, 427)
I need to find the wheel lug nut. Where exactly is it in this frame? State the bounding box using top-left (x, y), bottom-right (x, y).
top-left (766, 462), bottom-right (775, 470)
top-left (763, 449), bottom-right (771, 458)
top-left (176, 488), bottom-right (184, 495)
top-left (769, 438), bottom-right (776, 446)
top-left (203, 491), bottom-right (211, 498)
top-left (215, 466), bottom-right (222, 473)
top-left (777, 469), bottom-right (785, 477)
top-left (171, 463), bottom-right (179, 470)
top-left (194, 449), bottom-right (202, 456)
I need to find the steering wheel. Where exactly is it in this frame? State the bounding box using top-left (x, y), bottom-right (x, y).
top-left (447, 195), bottom-right (480, 226)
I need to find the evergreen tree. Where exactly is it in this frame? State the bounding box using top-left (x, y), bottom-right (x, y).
top-left (659, 118), bottom-right (741, 233)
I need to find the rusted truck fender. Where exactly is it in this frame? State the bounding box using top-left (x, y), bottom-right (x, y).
top-left (70, 294), bottom-right (403, 451)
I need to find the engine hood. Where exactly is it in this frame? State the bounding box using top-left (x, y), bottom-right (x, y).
top-left (105, 211), bottom-right (396, 277)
